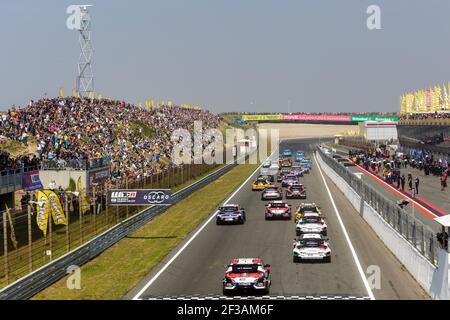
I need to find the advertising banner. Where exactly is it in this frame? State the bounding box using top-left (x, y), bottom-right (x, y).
top-left (241, 114), bottom-right (282, 121)
top-left (108, 189), bottom-right (173, 206)
top-left (88, 166), bottom-right (111, 186)
top-left (350, 115), bottom-right (399, 123)
top-left (282, 114), bottom-right (351, 122)
top-left (22, 170), bottom-right (43, 191)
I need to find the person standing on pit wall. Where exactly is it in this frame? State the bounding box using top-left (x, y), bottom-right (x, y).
top-left (401, 174), bottom-right (406, 192)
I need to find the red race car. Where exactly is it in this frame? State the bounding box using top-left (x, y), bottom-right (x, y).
top-left (285, 184), bottom-right (306, 199)
top-left (265, 200), bottom-right (291, 220)
top-left (222, 258), bottom-right (271, 295)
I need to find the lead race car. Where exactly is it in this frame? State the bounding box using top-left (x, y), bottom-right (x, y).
top-left (296, 212), bottom-right (328, 236)
top-left (292, 234), bottom-right (331, 263)
top-left (222, 258), bottom-right (271, 295)
top-left (265, 200), bottom-right (291, 220)
top-left (216, 204), bottom-right (246, 225)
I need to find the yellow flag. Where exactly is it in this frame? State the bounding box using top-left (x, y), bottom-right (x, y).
top-left (36, 191), bottom-right (50, 237)
top-left (43, 190), bottom-right (67, 225)
top-left (5, 204), bottom-right (18, 249)
top-left (77, 177), bottom-right (90, 214)
top-left (59, 87), bottom-right (65, 98)
top-left (71, 88), bottom-right (77, 97)
top-left (167, 101), bottom-right (173, 107)
top-left (98, 94), bottom-right (103, 100)
top-left (88, 91), bottom-right (94, 99)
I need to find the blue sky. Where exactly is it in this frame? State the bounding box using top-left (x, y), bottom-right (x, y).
top-left (2, 0), bottom-right (450, 113)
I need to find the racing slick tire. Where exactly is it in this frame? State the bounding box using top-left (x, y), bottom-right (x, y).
top-left (324, 256), bottom-right (331, 263)
top-left (216, 220), bottom-right (222, 225)
top-left (293, 256), bottom-right (301, 263)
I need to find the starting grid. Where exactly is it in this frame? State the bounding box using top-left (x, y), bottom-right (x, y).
top-left (144, 295), bottom-right (372, 300)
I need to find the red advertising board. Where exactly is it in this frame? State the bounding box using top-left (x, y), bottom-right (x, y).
top-left (282, 114), bottom-right (351, 122)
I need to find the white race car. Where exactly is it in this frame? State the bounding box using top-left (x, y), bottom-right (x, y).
top-left (293, 234), bottom-right (331, 263)
top-left (295, 212), bottom-right (328, 236)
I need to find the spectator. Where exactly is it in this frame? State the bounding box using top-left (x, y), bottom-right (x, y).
top-left (414, 177), bottom-right (420, 194)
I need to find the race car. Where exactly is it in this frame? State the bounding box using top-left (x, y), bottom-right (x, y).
top-left (257, 174), bottom-right (275, 183)
top-left (281, 158), bottom-right (292, 168)
top-left (252, 178), bottom-right (271, 191)
top-left (222, 258), bottom-right (271, 295)
top-left (281, 149), bottom-right (292, 157)
top-left (281, 174), bottom-right (299, 187)
top-left (296, 212), bottom-right (327, 236)
top-left (261, 185), bottom-right (283, 200)
top-left (295, 151), bottom-right (305, 162)
top-left (216, 204), bottom-right (246, 225)
top-left (300, 158), bottom-right (312, 169)
top-left (262, 160), bottom-right (272, 168)
top-left (285, 184), bottom-right (306, 199)
top-left (265, 200), bottom-right (291, 220)
top-left (294, 202), bottom-right (321, 222)
top-left (277, 168), bottom-right (290, 182)
top-left (298, 165), bottom-right (310, 174)
top-left (289, 166), bottom-right (306, 177)
top-left (292, 234), bottom-right (331, 263)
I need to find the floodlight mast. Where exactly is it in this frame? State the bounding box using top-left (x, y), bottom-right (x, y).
top-left (76, 5), bottom-right (94, 98)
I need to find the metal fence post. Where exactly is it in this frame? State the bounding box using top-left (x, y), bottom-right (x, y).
top-left (27, 205), bottom-right (33, 272)
top-left (3, 211), bottom-right (9, 284)
top-left (93, 185), bottom-right (97, 235)
top-left (65, 193), bottom-right (70, 252)
top-left (125, 178), bottom-right (129, 219)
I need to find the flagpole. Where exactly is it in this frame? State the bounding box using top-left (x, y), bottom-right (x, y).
top-left (3, 211), bottom-right (9, 284)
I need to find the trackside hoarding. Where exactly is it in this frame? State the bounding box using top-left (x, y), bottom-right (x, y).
top-left (241, 114), bottom-right (282, 121)
top-left (108, 189), bottom-right (173, 206)
top-left (350, 115), bottom-right (398, 123)
top-left (240, 114), bottom-right (398, 123)
top-left (282, 114), bottom-right (350, 122)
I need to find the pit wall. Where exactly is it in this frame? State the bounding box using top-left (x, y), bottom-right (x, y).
top-left (316, 150), bottom-right (450, 300)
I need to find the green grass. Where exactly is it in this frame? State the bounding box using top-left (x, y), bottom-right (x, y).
top-left (32, 163), bottom-right (258, 300)
top-left (0, 140), bottom-right (26, 155)
top-left (130, 121), bottom-right (154, 139)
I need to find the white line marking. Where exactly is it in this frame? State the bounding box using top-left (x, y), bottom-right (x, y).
top-left (313, 152), bottom-right (376, 300)
top-left (132, 151), bottom-right (275, 300)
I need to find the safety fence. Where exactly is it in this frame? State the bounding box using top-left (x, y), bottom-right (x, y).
top-left (317, 146), bottom-right (440, 265)
top-left (0, 162), bottom-right (217, 289)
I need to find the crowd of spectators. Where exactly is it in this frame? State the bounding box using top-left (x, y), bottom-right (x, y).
top-left (0, 151), bottom-right (40, 175)
top-left (0, 97), bottom-right (220, 182)
top-left (350, 147), bottom-right (449, 193)
top-left (400, 112), bottom-right (450, 121)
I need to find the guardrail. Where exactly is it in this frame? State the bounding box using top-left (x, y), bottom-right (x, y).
top-left (0, 151), bottom-right (256, 300)
top-left (316, 146), bottom-right (439, 265)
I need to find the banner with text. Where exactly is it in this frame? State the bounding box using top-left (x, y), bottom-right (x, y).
top-left (108, 189), bottom-right (173, 206)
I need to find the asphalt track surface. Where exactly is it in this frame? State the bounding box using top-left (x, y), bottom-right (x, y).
top-left (127, 138), bottom-right (429, 300)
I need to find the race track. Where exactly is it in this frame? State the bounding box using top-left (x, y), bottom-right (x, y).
top-left (127, 138), bottom-right (429, 300)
